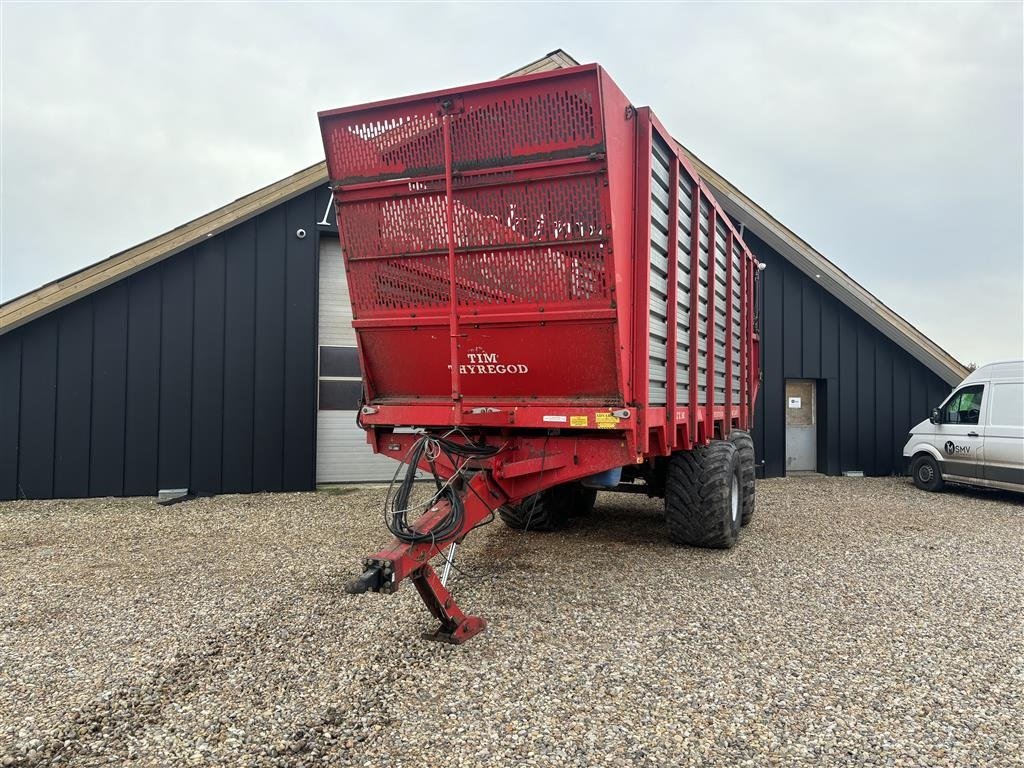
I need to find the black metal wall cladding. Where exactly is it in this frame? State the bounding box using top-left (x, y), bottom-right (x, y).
top-left (746, 231), bottom-right (951, 478)
top-left (0, 190), bottom-right (320, 500)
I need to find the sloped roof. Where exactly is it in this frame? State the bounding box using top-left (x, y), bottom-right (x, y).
top-left (0, 49), bottom-right (967, 386)
top-left (0, 162), bottom-right (326, 332)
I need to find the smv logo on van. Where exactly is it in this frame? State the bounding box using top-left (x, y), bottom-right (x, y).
top-left (944, 441), bottom-right (970, 456)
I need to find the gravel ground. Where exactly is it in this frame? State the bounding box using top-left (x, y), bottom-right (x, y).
top-left (1, 476), bottom-right (1022, 767)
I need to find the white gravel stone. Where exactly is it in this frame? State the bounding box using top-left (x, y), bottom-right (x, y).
top-left (0, 477), bottom-right (1021, 766)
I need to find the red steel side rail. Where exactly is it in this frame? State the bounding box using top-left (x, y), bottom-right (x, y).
top-left (688, 187), bottom-right (702, 442)
top-left (442, 113), bottom-right (462, 414)
top-left (705, 208), bottom-right (717, 437)
top-left (666, 158), bottom-right (680, 450)
top-left (725, 230), bottom-right (734, 432)
top-left (633, 110), bottom-right (653, 454)
top-left (740, 252), bottom-right (748, 426)
top-left (747, 254), bottom-right (757, 421)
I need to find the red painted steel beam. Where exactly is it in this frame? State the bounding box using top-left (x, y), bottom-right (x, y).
top-left (441, 114), bottom-right (462, 414)
top-left (705, 208), bottom-right (717, 438)
top-left (351, 307), bottom-right (616, 328)
top-left (665, 153), bottom-right (680, 450)
top-left (632, 110), bottom-right (653, 455)
top-left (343, 236), bottom-right (607, 264)
top-left (332, 157), bottom-right (607, 204)
top-left (688, 186), bottom-right (701, 443)
top-left (739, 253), bottom-right (748, 427)
top-left (725, 230), bottom-right (734, 434)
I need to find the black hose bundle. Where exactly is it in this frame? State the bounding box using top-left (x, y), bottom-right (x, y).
top-left (385, 432), bottom-right (502, 544)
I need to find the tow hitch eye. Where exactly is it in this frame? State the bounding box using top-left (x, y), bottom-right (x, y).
top-left (346, 562), bottom-right (390, 594)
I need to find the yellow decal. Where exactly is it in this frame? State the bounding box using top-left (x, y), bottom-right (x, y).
top-left (595, 412), bottom-right (620, 429)
top-left (570, 415), bottom-right (589, 427)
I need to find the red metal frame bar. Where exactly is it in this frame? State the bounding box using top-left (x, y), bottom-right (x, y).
top-left (725, 230), bottom-right (734, 433)
top-left (748, 255), bottom-right (759, 416)
top-left (442, 114), bottom-right (461, 411)
top-left (740, 252), bottom-right (748, 426)
top-left (688, 185), bottom-right (702, 442)
top-left (331, 155), bottom-right (606, 202)
top-left (705, 208), bottom-right (717, 437)
top-left (665, 155), bottom-right (680, 450)
top-left (342, 236), bottom-right (607, 264)
top-left (351, 307), bottom-right (616, 328)
top-left (632, 110), bottom-right (653, 455)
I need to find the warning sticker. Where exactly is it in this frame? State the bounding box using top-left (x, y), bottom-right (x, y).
top-left (570, 415), bottom-right (589, 427)
top-left (595, 412), bottom-right (620, 429)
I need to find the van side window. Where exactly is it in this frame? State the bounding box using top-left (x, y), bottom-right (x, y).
top-left (989, 382), bottom-right (1023, 427)
top-left (942, 385), bottom-right (984, 425)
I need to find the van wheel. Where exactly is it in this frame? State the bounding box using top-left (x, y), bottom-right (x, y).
top-left (664, 440), bottom-right (742, 548)
top-left (499, 484), bottom-right (574, 531)
top-left (729, 430), bottom-right (756, 526)
top-left (911, 454), bottom-right (945, 492)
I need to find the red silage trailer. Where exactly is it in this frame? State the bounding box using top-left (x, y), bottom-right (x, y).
top-left (318, 63), bottom-right (762, 643)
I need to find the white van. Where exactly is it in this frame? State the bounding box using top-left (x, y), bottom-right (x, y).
top-left (903, 360), bottom-right (1024, 493)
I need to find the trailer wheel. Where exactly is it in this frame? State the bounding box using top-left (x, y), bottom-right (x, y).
top-left (911, 454), bottom-right (945, 492)
top-left (498, 484), bottom-right (574, 531)
top-left (665, 440), bottom-right (743, 548)
top-left (570, 486), bottom-right (598, 518)
top-left (729, 430), bottom-right (756, 526)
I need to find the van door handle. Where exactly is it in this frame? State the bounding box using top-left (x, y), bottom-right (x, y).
top-left (967, 431), bottom-right (979, 437)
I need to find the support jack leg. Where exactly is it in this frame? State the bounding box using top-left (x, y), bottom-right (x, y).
top-left (413, 563), bottom-right (487, 644)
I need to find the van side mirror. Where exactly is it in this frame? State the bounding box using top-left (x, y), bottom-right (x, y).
top-left (929, 408), bottom-right (941, 425)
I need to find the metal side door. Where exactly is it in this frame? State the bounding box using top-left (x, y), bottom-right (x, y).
top-left (785, 379), bottom-right (817, 473)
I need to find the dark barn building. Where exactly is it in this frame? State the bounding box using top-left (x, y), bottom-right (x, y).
top-left (0, 51), bottom-right (965, 501)
top-left (747, 231), bottom-right (952, 478)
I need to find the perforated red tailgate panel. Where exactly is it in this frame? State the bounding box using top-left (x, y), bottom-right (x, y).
top-left (319, 66), bottom-right (621, 404)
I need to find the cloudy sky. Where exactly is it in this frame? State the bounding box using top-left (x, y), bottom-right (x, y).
top-left (2, 2), bottom-right (1021, 366)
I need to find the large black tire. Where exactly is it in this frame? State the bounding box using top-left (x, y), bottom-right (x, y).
top-left (729, 430), bottom-right (756, 526)
top-left (911, 454), bottom-right (945, 492)
top-left (499, 483), bottom-right (576, 531)
top-left (665, 440), bottom-right (743, 548)
top-left (571, 487), bottom-right (598, 517)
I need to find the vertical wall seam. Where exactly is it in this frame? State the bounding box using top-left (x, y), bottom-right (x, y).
top-left (250, 216), bottom-right (259, 492)
top-left (281, 208), bottom-right (290, 488)
top-left (50, 318), bottom-right (60, 497)
top-left (85, 299), bottom-right (95, 497)
top-left (154, 269), bottom-right (164, 496)
top-left (187, 250), bottom-right (197, 493)
top-left (218, 236), bottom-right (227, 494)
top-left (15, 335), bottom-right (24, 499)
top-left (121, 283), bottom-right (132, 497)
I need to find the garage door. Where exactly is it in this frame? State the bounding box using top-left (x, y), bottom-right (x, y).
top-left (316, 237), bottom-right (397, 483)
